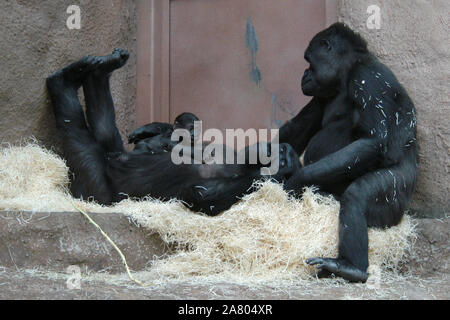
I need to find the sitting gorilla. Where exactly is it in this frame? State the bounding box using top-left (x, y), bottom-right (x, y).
top-left (128, 112), bottom-right (199, 154)
top-left (46, 49), bottom-right (296, 217)
top-left (278, 23), bottom-right (418, 282)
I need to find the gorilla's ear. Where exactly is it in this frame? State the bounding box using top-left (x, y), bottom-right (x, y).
top-left (320, 39), bottom-right (332, 52)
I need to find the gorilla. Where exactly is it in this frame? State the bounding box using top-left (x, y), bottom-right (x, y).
top-left (46, 49), bottom-right (296, 216)
top-left (46, 22), bottom-right (418, 283)
top-left (279, 23), bottom-right (418, 282)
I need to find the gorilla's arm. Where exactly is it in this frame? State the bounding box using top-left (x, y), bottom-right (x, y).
top-left (285, 138), bottom-right (381, 190)
top-left (286, 64), bottom-right (395, 191)
top-left (128, 122), bottom-right (173, 144)
top-left (279, 97), bottom-right (324, 156)
top-left (179, 174), bottom-right (261, 216)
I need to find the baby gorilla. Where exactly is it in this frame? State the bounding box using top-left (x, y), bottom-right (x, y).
top-left (128, 112), bottom-right (199, 154)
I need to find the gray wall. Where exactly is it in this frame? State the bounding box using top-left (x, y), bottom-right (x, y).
top-left (0, 0), bottom-right (137, 151)
top-left (337, 0), bottom-right (449, 217)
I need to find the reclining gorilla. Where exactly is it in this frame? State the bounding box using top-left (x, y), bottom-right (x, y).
top-left (46, 23), bottom-right (417, 283)
top-left (46, 49), bottom-right (296, 217)
top-left (279, 23), bottom-right (417, 282)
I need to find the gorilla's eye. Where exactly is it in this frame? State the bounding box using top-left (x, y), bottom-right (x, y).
top-left (320, 39), bottom-right (331, 51)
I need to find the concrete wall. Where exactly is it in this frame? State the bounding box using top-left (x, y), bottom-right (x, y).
top-left (0, 0), bottom-right (137, 151)
top-left (337, 0), bottom-right (449, 217)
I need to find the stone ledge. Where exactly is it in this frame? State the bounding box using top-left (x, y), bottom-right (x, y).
top-left (0, 211), bottom-right (166, 273)
top-left (0, 211), bottom-right (448, 277)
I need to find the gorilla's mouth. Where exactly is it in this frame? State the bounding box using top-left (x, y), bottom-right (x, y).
top-left (302, 78), bottom-right (311, 85)
top-left (301, 79), bottom-right (311, 91)
top-left (301, 73), bottom-right (312, 85)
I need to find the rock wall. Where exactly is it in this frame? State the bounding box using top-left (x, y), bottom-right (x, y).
top-left (337, 0), bottom-right (449, 217)
top-left (0, 0), bottom-right (137, 151)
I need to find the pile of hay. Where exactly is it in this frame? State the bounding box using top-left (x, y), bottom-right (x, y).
top-left (0, 141), bottom-right (415, 282)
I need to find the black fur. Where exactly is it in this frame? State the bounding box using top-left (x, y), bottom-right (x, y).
top-left (46, 23), bottom-right (417, 283)
top-left (280, 23), bottom-right (418, 282)
top-left (128, 112), bottom-right (200, 154)
top-left (46, 49), bottom-right (296, 216)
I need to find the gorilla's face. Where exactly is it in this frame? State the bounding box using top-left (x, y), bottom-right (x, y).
top-left (301, 36), bottom-right (340, 98)
top-left (174, 113), bottom-right (200, 142)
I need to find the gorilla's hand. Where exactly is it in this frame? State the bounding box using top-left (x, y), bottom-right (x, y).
top-left (284, 169), bottom-right (307, 196)
top-left (128, 122), bottom-right (173, 144)
top-left (269, 143), bottom-right (302, 184)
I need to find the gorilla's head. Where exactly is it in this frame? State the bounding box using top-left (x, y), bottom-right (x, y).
top-left (174, 112), bottom-right (199, 130)
top-left (301, 23), bottom-right (368, 98)
top-left (174, 112), bottom-right (200, 142)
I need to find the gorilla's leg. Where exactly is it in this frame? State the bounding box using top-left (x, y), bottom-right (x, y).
top-left (46, 56), bottom-right (115, 204)
top-left (307, 156), bottom-right (415, 282)
top-left (83, 49), bottom-right (129, 154)
top-left (47, 56), bottom-right (102, 132)
top-left (307, 182), bottom-right (370, 283)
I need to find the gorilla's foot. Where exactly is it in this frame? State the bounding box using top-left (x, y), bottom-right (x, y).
top-left (92, 48), bottom-right (130, 75)
top-left (306, 257), bottom-right (368, 283)
top-left (316, 269), bottom-right (334, 279)
top-left (47, 55), bottom-right (104, 88)
top-left (47, 49), bottom-right (129, 88)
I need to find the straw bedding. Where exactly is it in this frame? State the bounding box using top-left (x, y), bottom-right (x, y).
top-left (0, 142), bottom-right (415, 282)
